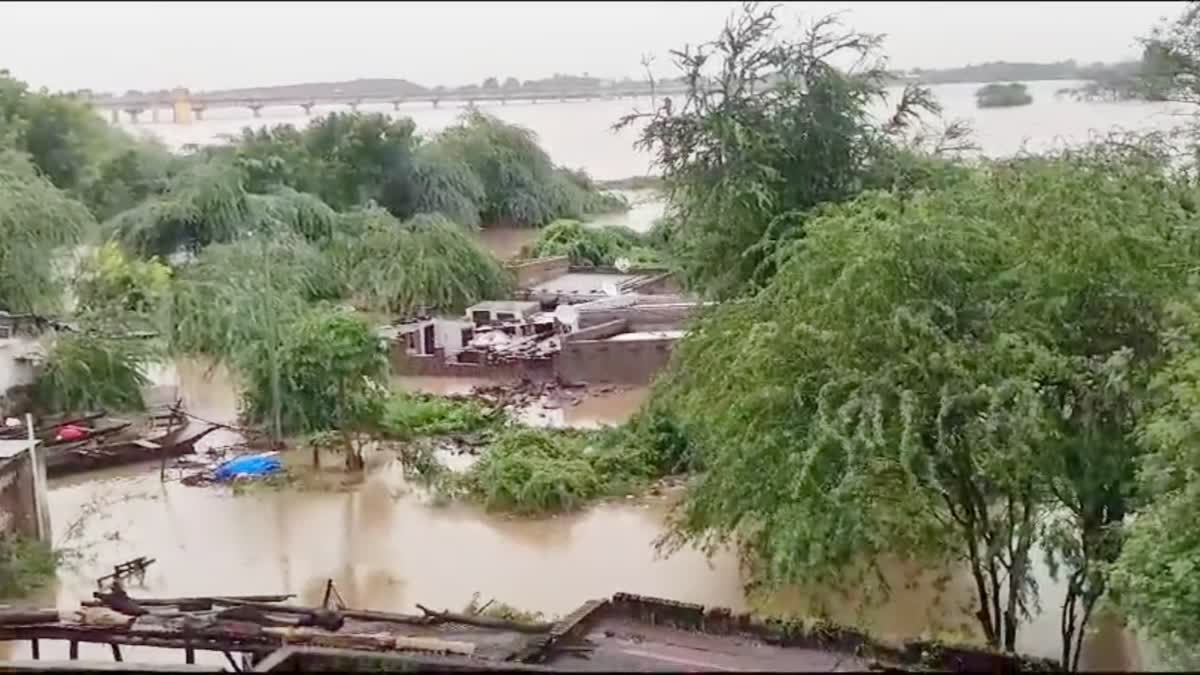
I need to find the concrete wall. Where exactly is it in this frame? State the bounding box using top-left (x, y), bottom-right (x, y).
top-left (577, 304), bottom-right (697, 331)
top-left (0, 337), bottom-right (38, 418)
top-left (554, 337), bottom-right (676, 385)
top-left (564, 318), bottom-right (628, 342)
top-left (0, 450), bottom-right (44, 540)
top-left (506, 256), bottom-right (570, 288)
top-left (389, 342), bottom-right (556, 382)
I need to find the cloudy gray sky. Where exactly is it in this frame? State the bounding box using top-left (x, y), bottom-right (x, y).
top-left (0, 1), bottom-right (1185, 93)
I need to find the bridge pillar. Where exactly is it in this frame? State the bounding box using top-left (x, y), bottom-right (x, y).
top-left (391, 100), bottom-right (401, 111)
top-left (189, 105), bottom-right (205, 122)
top-left (248, 103), bottom-right (263, 118)
top-left (301, 102), bottom-right (314, 116)
top-left (109, 109), bottom-right (119, 124)
top-left (432, 99), bottom-right (439, 108)
top-left (171, 87), bottom-right (193, 125)
top-left (124, 108), bottom-right (144, 124)
top-left (348, 101), bottom-right (360, 113)
top-left (151, 106), bottom-right (160, 123)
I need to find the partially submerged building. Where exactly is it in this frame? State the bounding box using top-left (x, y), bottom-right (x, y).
top-left (383, 257), bottom-right (705, 385)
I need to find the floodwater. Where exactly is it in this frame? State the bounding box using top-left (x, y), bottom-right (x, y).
top-left (1, 361), bottom-right (1157, 669)
top-left (20, 84), bottom-right (1179, 667)
top-left (473, 188), bottom-right (664, 260)
top-left (119, 80), bottom-right (1195, 181)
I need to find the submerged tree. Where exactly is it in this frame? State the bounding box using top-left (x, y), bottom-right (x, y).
top-left (619, 2), bottom-right (943, 298)
top-left (166, 234), bottom-right (334, 440)
top-left (651, 143), bottom-right (1199, 662)
top-left (240, 309), bottom-right (387, 462)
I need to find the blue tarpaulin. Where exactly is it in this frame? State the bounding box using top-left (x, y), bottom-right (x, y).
top-left (214, 452), bottom-right (282, 481)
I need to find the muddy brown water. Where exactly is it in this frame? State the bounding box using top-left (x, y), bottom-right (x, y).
top-left (0, 361), bottom-right (1157, 669)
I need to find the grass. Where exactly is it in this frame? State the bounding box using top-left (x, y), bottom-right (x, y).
top-left (0, 535), bottom-right (59, 600)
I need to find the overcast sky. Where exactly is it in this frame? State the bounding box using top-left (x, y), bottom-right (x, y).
top-left (0, 1), bottom-right (1186, 93)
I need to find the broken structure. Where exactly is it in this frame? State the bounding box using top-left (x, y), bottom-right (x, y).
top-left (0, 591), bottom-right (1059, 672)
top-left (384, 257), bottom-right (705, 385)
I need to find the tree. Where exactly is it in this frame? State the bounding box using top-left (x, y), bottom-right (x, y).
top-left (1109, 298), bottom-right (1200, 668)
top-left (34, 332), bottom-right (153, 414)
top-left (1138, 1), bottom-right (1200, 104)
top-left (240, 309), bottom-right (387, 470)
top-left (106, 159), bottom-right (338, 257)
top-left (651, 143), bottom-right (1200, 662)
top-left (0, 152), bottom-right (95, 313)
top-left (618, 2), bottom-right (942, 298)
top-left (502, 77), bottom-right (521, 90)
top-left (326, 209), bottom-right (512, 315)
top-left (74, 241), bottom-right (172, 317)
top-left (482, 77), bottom-right (499, 90)
top-left (166, 234), bottom-right (335, 441)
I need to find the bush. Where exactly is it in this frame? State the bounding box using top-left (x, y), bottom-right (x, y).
top-left (380, 392), bottom-right (502, 440)
top-left (459, 425), bottom-right (671, 514)
top-left (460, 428), bottom-right (603, 513)
top-left (524, 219), bottom-right (662, 268)
top-left (34, 333), bottom-right (152, 414)
top-left (0, 535), bottom-right (58, 600)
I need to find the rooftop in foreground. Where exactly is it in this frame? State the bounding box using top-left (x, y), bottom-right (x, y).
top-left (0, 591), bottom-right (1058, 672)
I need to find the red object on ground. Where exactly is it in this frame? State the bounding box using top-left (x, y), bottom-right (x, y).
top-left (56, 424), bottom-right (88, 442)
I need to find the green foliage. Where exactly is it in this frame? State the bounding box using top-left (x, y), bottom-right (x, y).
top-left (434, 111), bottom-right (627, 226)
top-left (105, 158), bottom-right (342, 258)
top-left (241, 309), bottom-right (387, 435)
top-left (0, 70), bottom-right (173, 219)
top-left (459, 426), bottom-right (665, 514)
top-left (74, 241), bottom-right (172, 316)
top-left (619, 4), bottom-right (943, 298)
top-left (35, 333), bottom-right (152, 414)
top-left (166, 233), bottom-right (333, 359)
top-left (380, 392), bottom-right (501, 441)
top-left (649, 143), bottom-right (1200, 656)
top-left (524, 219), bottom-right (662, 268)
top-left (0, 534), bottom-right (58, 600)
top-left (974, 82), bottom-right (1033, 108)
top-left (1109, 297), bottom-right (1200, 668)
top-left (327, 209), bottom-right (512, 314)
top-left (0, 156), bottom-right (95, 312)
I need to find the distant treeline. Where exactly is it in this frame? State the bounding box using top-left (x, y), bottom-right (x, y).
top-left (891, 59), bottom-right (1142, 85)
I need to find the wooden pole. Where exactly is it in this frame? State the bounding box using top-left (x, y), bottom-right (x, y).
top-left (111, 643), bottom-right (123, 661)
top-left (69, 640), bottom-right (79, 660)
top-left (185, 644), bottom-right (195, 664)
top-left (223, 651), bottom-right (242, 672)
top-left (30, 638), bottom-right (39, 660)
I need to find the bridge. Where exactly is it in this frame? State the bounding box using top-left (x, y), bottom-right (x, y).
top-left (84, 84), bottom-right (692, 124)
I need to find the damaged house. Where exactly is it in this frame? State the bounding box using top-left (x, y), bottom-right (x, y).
top-left (383, 257), bottom-right (706, 385)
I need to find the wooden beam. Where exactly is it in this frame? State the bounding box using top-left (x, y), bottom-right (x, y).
top-left (68, 641), bottom-right (78, 660)
top-left (30, 638), bottom-right (39, 660)
top-left (110, 643), bottom-right (122, 662)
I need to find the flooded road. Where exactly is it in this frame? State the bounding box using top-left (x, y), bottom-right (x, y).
top-left (3, 363), bottom-right (1156, 669)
